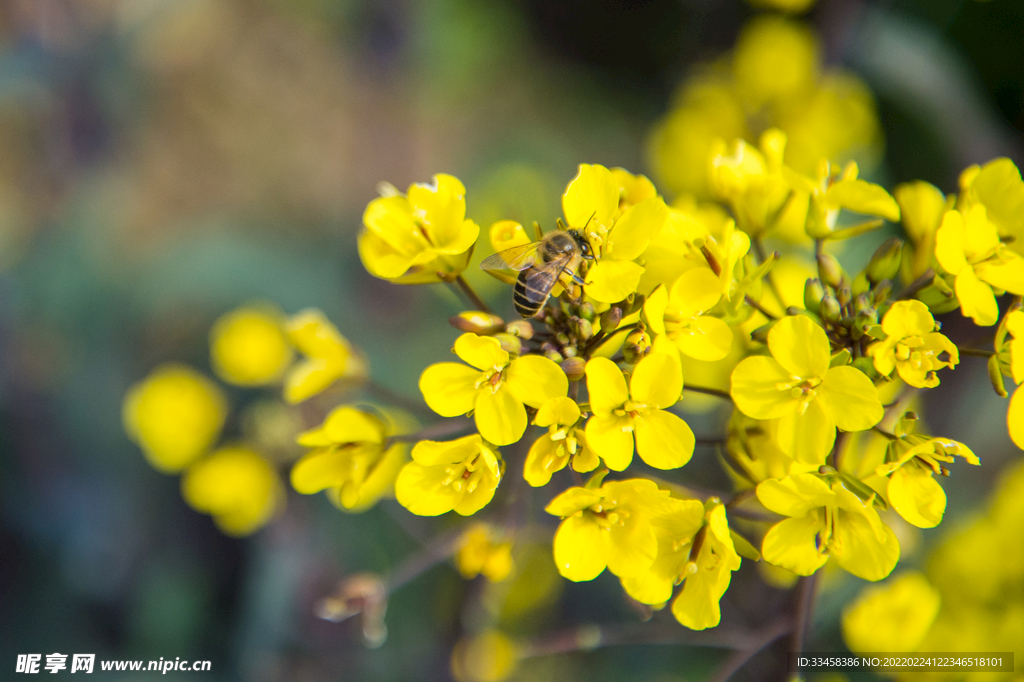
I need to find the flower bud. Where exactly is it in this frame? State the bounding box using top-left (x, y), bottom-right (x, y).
top-left (600, 306), bottom-right (623, 333)
top-left (504, 320), bottom-right (534, 340)
top-left (544, 349), bottom-right (564, 363)
top-left (989, 354), bottom-right (1008, 397)
top-left (560, 357), bottom-right (586, 382)
top-left (851, 356), bottom-right (878, 379)
top-left (622, 327), bottom-right (651, 364)
top-left (450, 311), bottom-right (505, 335)
top-left (572, 317), bottom-right (594, 341)
top-left (751, 321), bottom-right (776, 344)
top-left (817, 253), bottom-right (846, 289)
top-left (836, 285), bottom-right (852, 308)
top-left (578, 302), bottom-right (597, 322)
top-left (493, 333), bottom-right (522, 356)
top-left (853, 293), bottom-right (872, 315)
top-left (866, 237), bottom-right (904, 284)
top-left (820, 294), bottom-right (841, 324)
top-left (872, 280), bottom-right (893, 307)
top-left (804, 278), bottom-right (825, 314)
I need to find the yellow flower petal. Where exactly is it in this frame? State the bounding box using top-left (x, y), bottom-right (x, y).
top-left (419, 363), bottom-right (481, 417)
top-left (562, 164), bottom-right (618, 232)
top-left (767, 315), bottom-right (830, 377)
top-left (585, 414), bottom-right (635, 471)
top-left (634, 410), bottom-right (694, 469)
top-left (674, 316), bottom-right (734, 362)
top-left (412, 435), bottom-right (483, 466)
top-left (825, 178), bottom-right (900, 221)
top-left (818, 365), bottom-right (884, 431)
top-left (842, 571), bottom-right (941, 654)
top-left (475, 386), bottom-right (528, 446)
top-left (887, 465), bottom-right (946, 528)
top-left (181, 446), bottom-right (282, 536)
top-left (545, 486), bottom-right (603, 516)
top-left (363, 195), bottom-right (422, 255)
top-left (669, 267), bottom-right (722, 318)
top-left (534, 396), bottom-right (581, 427)
top-left (831, 511), bottom-right (900, 581)
top-left (394, 462), bottom-right (463, 516)
top-left (553, 515), bottom-right (608, 581)
top-left (762, 515), bottom-right (828, 576)
top-left (775, 400), bottom-right (835, 464)
top-left (630, 352), bottom-right (682, 408)
top-left (209, 306), bottom-right (292, 386)
top-left (606, 514), bottom-right (658, 578)
top-left (585, 260), bottom-right (646, 303)
top-left (731, 356), bottom-right (800, 420)
top-left (585, 357), bottom-right (629, 415)
top-left (644, 284), bottom-right (669, 335)
top-left (975, 257), bottom-right (1024, 295)
top-left (880, 300), bottom-right (935, 338)
top-left (297, 405), bottom-right (384, 446)
top-left (1008, 387), bottom-right (1024, 449)
top-left (934, 210), bottom-right (968, 274)
top-left (955, 267), bottom-right (998, 326)
top-left (756, 473), bottom-right (834, 517)
top-left (604, 197), bottom-right (668, 261)
top-left (505, 356), bottom-right (568, 408)
top-left (454, 333), bottom-right (509, 372)
top-left (523, 435), bottom-right (562, 487)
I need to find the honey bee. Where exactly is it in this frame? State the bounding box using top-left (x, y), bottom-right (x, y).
top-left (481, 227), bottom-right (594, 317)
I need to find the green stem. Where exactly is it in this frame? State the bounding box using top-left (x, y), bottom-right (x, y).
top-left (685, 385), bottom-right (733, 401)
top-left (745, 295), bottom-right (777, 321)
top-left (896, 268), bottom-right (935, 301)
top-left (959, 347), bottom-right (995, 358)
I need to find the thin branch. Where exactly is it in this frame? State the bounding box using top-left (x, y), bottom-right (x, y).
top-left (452, 274), bottom-right (493, 314)
top-left (685, 385), bottom-right (733, 401)
top-left (745, 295), bottom-right (778, 321)
top-left (896, 268), bottom-right (935, 301)
top-left (364, 381), bottom-right (434, 416)
top-left (707, 619), bottom-right (793, 682)
top-left (789, 573), bottom-right (819, 677)
top-left (387, 417), bottom-right (475, 444)
top-left (958, 347), bottom-right (995, 358)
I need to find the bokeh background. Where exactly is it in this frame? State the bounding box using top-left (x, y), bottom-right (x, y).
top-left (2, 0), bottom-right (1023, 680)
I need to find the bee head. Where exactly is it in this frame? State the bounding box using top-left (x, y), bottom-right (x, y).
top-left (568, 229), bottom-right (594, 260)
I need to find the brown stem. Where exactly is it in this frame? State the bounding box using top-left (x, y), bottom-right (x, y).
top-left (388, 417), bottom-right (475, 444)
top-left (745, 295), bottom-right (778, 321)
top-left (708, 619), bottom-right (793, 682)
top-left (959, 347), bottom-right (995, 358)
top-left (788, 573), bottom-right (819, 676)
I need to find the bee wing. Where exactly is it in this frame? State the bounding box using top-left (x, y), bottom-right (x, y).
top-left (480, 242), bottom-right (542, 271)
top-left (520, 253), bottom-right (573, 300)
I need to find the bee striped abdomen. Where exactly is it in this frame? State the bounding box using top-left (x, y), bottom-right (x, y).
top-left (514, 269), bottom-right (556, 317)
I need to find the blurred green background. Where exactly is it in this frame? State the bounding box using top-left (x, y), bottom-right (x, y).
top-left (1, 0), bottom-right (1022, 680)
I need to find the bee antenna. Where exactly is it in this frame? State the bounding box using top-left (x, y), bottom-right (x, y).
top-left (584, 211), bottom-right (597, 229)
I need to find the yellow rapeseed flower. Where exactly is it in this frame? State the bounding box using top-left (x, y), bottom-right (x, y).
top-left (867, 300), bottom-right (958, 388)
top-left (757, 472), bottom-right (900, 581)
top-left (895, 180), bottom-right (949, 280)
top-left (584, 353), bottom-right (695, 471)
top-left (123, 363), bottom-right (227, 473)
top-left (545, 478), bottom-right (669, 582)
top-left (842, 571), bottom-right (941, 653)
top-left (620, 499), bottom-right (742, 630)
top-left (419, 333), bottom-right (567, 446)
top-left (1003, 310), bottom-right (1024, 449)
top-left (959, 157), bottom-right (1024, 257)
top-left (644, 268), bottom-right (734, 361)
top-left (935, 204), bottom-right (1024, 325)
top-left (450, 630), bottom-right (518, 682)
top-left (395, 434), bottom-right (502, 516)
top-left (731, 315), bottom-right (883, 464)
top-left (562, 164), bottom-right (668, 302)
top-left (181, 445), bottom-right (284, 536)
top-left (523, 397), bottom-right (598, 487)
top-left (290, 405), bottom-right (408, 512)
top-left (283, 308), bottom-right (368, 404)
top-left (454, 523), bottom-right (515, 582)
top-left (209, 304), bottom-right (292, 386)
top-left (359, 174), bottom-right (480, 283)
top-left (875, 413), bottom-right (978, 528)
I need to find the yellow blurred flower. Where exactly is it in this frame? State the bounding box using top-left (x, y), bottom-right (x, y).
top-left (584, 353), bottom-right (695, 471)
top-left (395, 434), bottom-right (502, 516)
top-left (419, 333), bottom-right (567, 446)
top-left (283, 308), bottom-right (368, 404)
top-left (867, 300), bottom-right (958, 388)
top-left (209, 304), bottom-right (292, 386)
top-left (895, 180), bottom-right (949, 281)
top-left (523, 397), bottom-right (597, 487)
top-left (455, 523), bottom-right (515, 582)
top-left (959, 157), bottom-right (1024, 257)
top-left (358, 174), bottom-right (480, 284)
top-left (731, 315), bottom-right (883, 464)
top-left (842, 571), bottom-right (941, 653)
top-left (745, 0), bottom-right (817, 12)
top-left (290, 405), bottom-right (408, 512)
top-left (649, 16), bottom-right (882, 198)
top-left (450, 630), bottom-right (518, 682)
top-left (181, 445), bottom-right (284, 536)
top-left (123, 364), bottom-right (227, 473)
